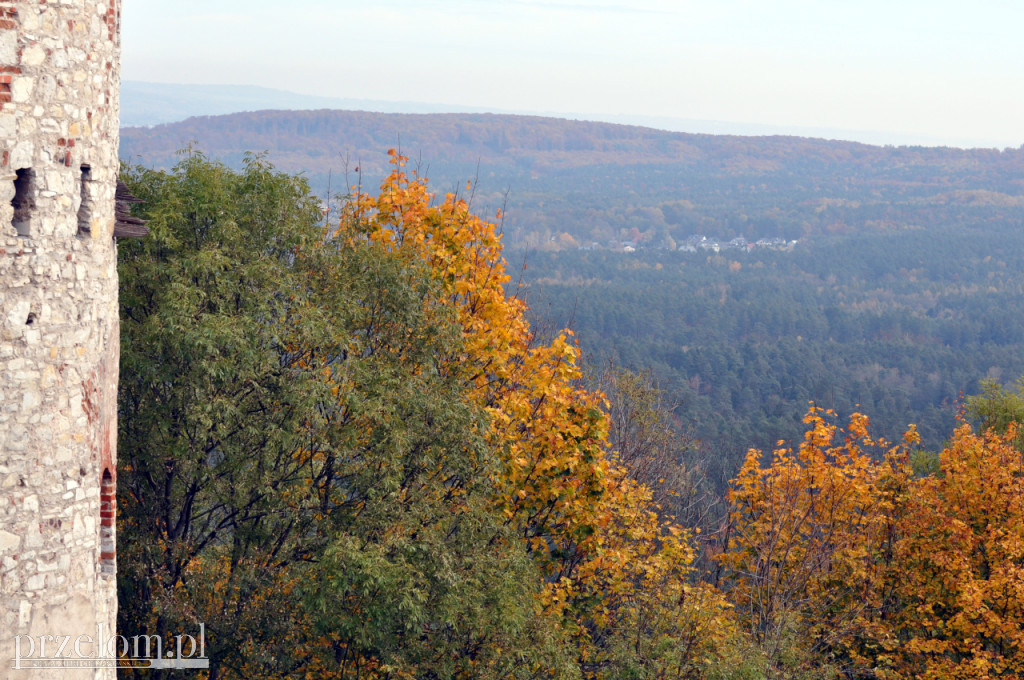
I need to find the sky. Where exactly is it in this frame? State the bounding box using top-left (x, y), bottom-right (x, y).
top-left (123, 0), bottom-right (1024, 149)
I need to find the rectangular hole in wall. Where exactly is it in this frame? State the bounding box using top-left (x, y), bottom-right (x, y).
top-left (12, 168), bottom-right (36, 237)
top-left (77, 165), bottom-right (92, 236)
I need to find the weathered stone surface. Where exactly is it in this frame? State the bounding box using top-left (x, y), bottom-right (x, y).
top-left (0, 1), bottom-right (122, 677)
top-left (0, 530), bottom-right (20, 552)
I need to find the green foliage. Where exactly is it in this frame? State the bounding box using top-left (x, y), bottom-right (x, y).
top-left (908, 447), bottom-right (942, 477)
top-left (117, 153), bottom-right (573, 678)
top-left (967, 377), bottom-right (1024, 450)
top-left (117, 152), bottom-right (328, 665)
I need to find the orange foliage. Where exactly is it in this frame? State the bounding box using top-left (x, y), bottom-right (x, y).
top-left (330, 150), bottom-right (733, 676)
top-left (720, 407), bottom-right (914, 673)
top-left (891, 423), bottom-right (1024, 679)
top-left (723, 408), bottom-right (1024, 678)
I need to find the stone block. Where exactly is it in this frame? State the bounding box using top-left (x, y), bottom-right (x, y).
top-left (24, 522), bottom-right (43, 548)
top-left (11, 77), bottom-right (36, 104)
top-left (5, 300), bottom-right (31, 328)
top-left (0, 32), bottom-right (17, 64)
top-left (21, 45), bottom-right (48, 67)
top-left (0, 114), bottom-right (16, 138)
top-left (21, 390), bottom-right (41, 411)
top-left (0, 531), bottom-right (21, 552)
top-left (10, 140), bottom-right (34, 168)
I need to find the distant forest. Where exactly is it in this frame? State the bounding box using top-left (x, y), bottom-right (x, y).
top-left (121, 110), bottom-right (1024, 482)
top-left (513, 225), bottom-right (1024, 486)
top-left (120, 110), bottom-right (1024, 249)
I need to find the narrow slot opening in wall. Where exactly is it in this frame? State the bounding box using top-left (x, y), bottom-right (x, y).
top-left (77, 165), bottom-right (93, 236)
top-left (100, 469), bottom-right (116, 576)
top-left (11, 168), bottom-right (36, 237)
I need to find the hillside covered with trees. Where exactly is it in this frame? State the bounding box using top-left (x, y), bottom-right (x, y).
top-left (116, 152), bottom-right (1024, 679)
top-left (121, 109), bottom-right (1024, 490)
top-left (513, 220), bottom-right (1024, 486)
top-left (120, 110), bottom-right (1024, 249)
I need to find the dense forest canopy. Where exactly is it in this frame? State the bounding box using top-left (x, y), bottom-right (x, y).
top-left (512, 216), bottom-right (1024, 484)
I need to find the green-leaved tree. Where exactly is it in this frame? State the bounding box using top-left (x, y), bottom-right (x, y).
top-left (117, 153), bottom-right (573, 679)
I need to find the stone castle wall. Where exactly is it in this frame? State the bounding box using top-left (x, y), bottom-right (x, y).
top-left (0, 0), bottom-right (122, 677)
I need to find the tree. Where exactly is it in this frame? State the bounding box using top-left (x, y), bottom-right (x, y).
top-left (117, 153), bottom-right (331, 677)
top-left (720, 407), bottom-right (1024, 679)
top-left (594, 365), bottom-right (714, 531)
top-left (889, 423), bottom-right (1024, 679)
top-left (117, 153), bottom-right (572, 678)
top-left (328, 150), bottom-right (736, 678)
top-left (719, 409), bottom-right (916, 678)
top-left (967, 377), bottom-right (1024, 450)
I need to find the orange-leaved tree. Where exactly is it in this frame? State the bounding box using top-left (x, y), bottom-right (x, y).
top-left (721, 406), bottom-right (1024, 679)
top-left (889, 423), bottom-right (1024, 679)
top-left (719, 407), bottom-right (916, 677)
top-left (328, 150), bottom-right (735, 677)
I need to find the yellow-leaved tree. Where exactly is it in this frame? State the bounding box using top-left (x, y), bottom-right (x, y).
top-left (719, 407), bottom-right (916, 677)
top-left (330, 150), bottom-right (736, 678)
top-left (889, 423), bottom-right (1024, 679)
top-left (721, 406), bottom-right (1024, 679)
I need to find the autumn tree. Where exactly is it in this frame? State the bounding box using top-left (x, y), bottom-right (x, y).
top-left (887, 423), bottom-right (1024, 679)
top-left (721, 405), bottom-right (1024, 678)
top-left (719, 408), bottom-right (916, 677)
top-left (323, 150), bottom-right (737, 677)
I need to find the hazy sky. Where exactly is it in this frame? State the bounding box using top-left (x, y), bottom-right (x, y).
top-left (123, 1), bottom-right (1024, 148)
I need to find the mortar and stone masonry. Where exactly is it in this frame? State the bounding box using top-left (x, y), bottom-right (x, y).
top-left (1, 1), bottom-right (144, 677)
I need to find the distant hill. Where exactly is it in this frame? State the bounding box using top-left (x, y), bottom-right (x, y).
top-left (122, 81), bottom-right (989, 146)
top-left (120, 82), bottom-right (500, 128)
top-left (119, 109), bottom-right (1024, 247)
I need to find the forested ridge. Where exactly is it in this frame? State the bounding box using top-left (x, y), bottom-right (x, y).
top-left (120, 109), bottom-right (1024, 249)
top-left (119, 111), bottom-right (1024, 472)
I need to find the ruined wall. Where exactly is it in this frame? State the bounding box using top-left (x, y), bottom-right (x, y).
top-left (0, 0), bottom-right (121, 676)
